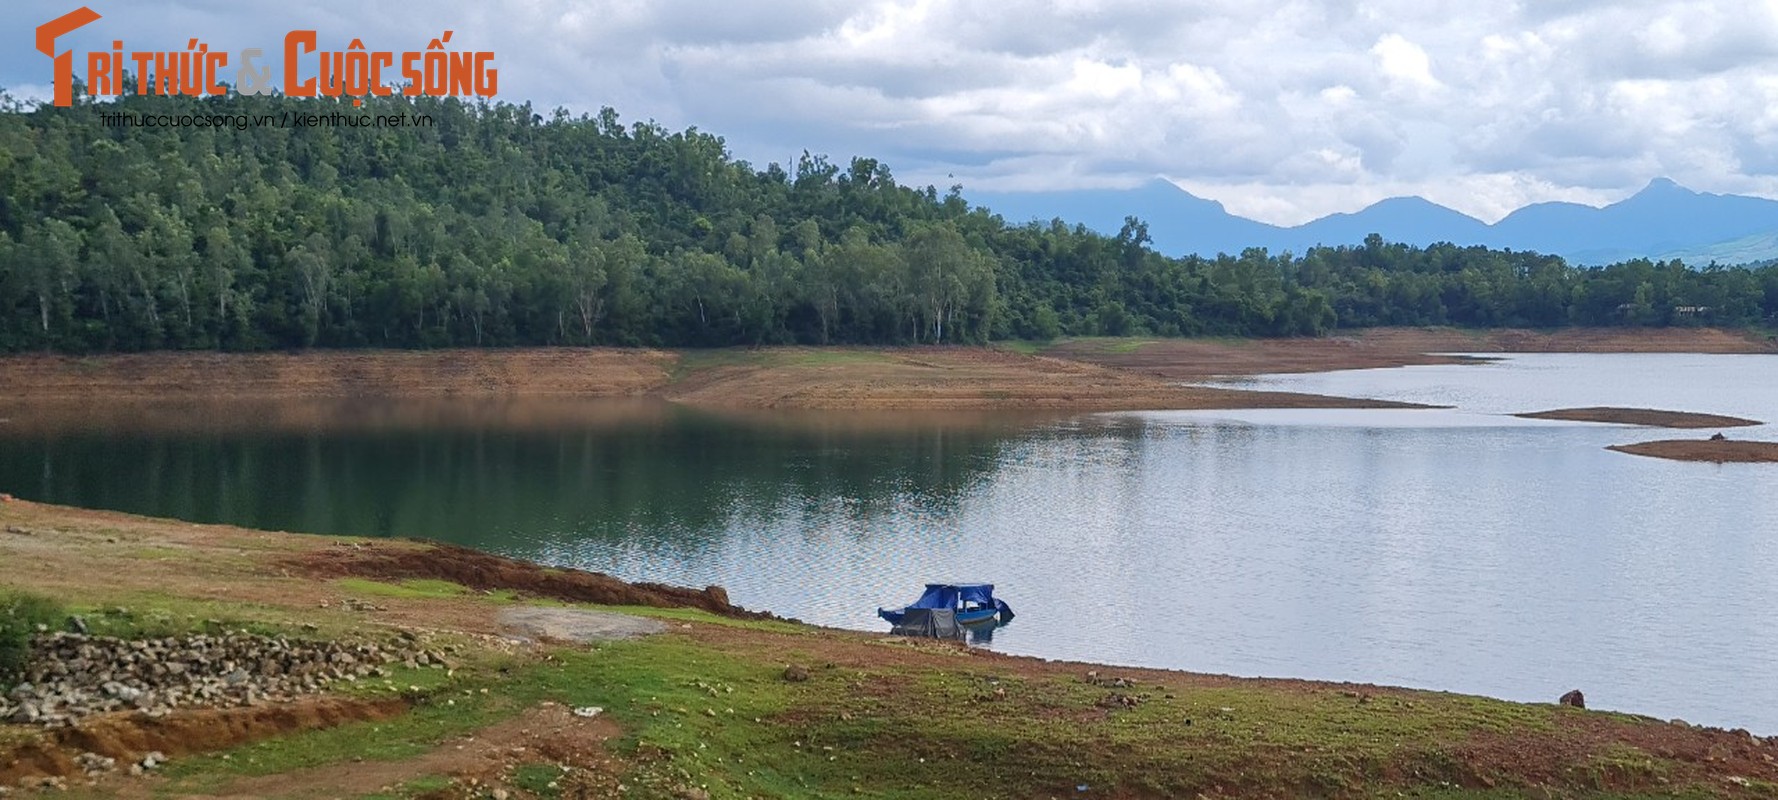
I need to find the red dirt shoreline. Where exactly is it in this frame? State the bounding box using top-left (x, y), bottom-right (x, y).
top-left (0, 327), bottom-right (1767, 413)
top-left (1516, 407), bottom-right (1763, 428)
top-left (1608, 439), bottom-right (1778, 463)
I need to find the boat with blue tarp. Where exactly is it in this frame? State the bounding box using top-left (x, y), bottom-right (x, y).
top-left (878, 583), bottom-right (1014, 629)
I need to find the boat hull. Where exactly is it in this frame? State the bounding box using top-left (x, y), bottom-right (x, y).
top-left (878, 606), bottom-right (1006, 626)
top-left (955, 608), bottom-right (1000, 626)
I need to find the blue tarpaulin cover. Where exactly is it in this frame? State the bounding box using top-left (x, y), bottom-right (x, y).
top-left (880, 582), bottom-right (1014, 630)
top-left (910, 583), bottom-right (996, 609)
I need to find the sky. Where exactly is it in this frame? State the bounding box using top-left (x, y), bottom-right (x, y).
top-left (10, 0), bottom-right (1778, 225)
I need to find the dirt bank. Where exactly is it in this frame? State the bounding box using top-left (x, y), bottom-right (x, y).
top-left (1607, 439), bottom-right (1778, 463)
top-left (658, 347), bottom-right (1427, 411)
top-left (294, 540), bottom-right (764, 619)
top-left (0, 348), bottom-right (677, 401)
top-left (1516, 407), bottom-right (1764, 428)
top-left (0, 346), bottom-right (1426, 413)
top-left (0, 328), bottom-right (1766, 412)
top-left (0, 696), bottom-right (407, 787)
top-left (0, 396), bottom-right (676, 436)
top-left (1045, 326), bottom-right (1777, 380)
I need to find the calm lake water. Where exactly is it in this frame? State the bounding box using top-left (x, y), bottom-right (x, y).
top-left (2, 353), bottom-right (1777, 731)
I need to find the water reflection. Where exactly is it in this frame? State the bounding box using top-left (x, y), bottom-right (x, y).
top-left (0, 400), bottom-right (1106, 552)
top-left (965, 621), bottom-right (1004, 645)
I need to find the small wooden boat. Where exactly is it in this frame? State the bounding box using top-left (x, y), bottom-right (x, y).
top-left (878, 583), bottom-right (1014, 629)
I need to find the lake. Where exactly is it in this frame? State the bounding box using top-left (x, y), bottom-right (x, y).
top-left (2, 353), bottom-right (1776, 731)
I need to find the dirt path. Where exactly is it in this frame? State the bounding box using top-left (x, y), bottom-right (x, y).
top-left (115, 704), bottom-right (623, 800)
top-left (497, 607), bottom-right (666, 643)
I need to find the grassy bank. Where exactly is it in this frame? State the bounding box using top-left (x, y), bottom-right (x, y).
top-left (3, 499), bottom-right (1777, 798)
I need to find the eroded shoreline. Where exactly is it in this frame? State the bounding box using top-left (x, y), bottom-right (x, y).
top-left (1516, 407), bottom-right (1764, 428)
top-left (1608, 438), bottom-right (1778, 463)
top-left (0, 326), bottom-right (1769, 415)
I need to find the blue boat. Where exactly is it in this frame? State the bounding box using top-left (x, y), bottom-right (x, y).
top-left (878, 583), bottom-right (1015, 628)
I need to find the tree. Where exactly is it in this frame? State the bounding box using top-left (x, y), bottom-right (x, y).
top-left (1, 93), bottom-right (1774, 354)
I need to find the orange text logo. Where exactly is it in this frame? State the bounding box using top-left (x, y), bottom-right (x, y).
top-left (35, 6), bottom-right (498, 107)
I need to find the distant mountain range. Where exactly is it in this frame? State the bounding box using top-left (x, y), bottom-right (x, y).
top-left (968, 178), bottom-right (1778, 266)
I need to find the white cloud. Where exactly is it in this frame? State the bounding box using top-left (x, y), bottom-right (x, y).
top-left (1370, 34), bottom-right (1440, 91)
top-left (10, 0), bottom-right (1778, 224)
top-left (3, 84), bottom-right (53, 106)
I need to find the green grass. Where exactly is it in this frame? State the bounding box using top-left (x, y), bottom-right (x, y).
top-left (333, 577), bottom-right (469, 599)
top-left (157, 672), bottom-right (512, 790)
top-left (381, 636), bottom-right (1673, 799)
top-left (332, 572), bottom-right (805, 635)
top-left (161, 699), bottom-right (484, 784)
top-left (331, 576), bottom-right (521, 602)
top-left (0, 589), bottom-right (63, 682)
top-left (991, 340), bottom-right (1043, 355)
top-left (671, 348), bottom-right (765, 378)
top-left (5, 536), bottom-right (1754, 799)
top-left (589, 604), bottom-right (809, 634)
top-left (118, 545), bottom-right (195, 561)
top-left (1046, 336), bottom-right (1163, 354)
top-left (1101, 338), bottom-right (1156, 353)
top-left (511, 763), bottom-right (566, 797)
top-left (33, 623), bottom-right (1749, 800)
top-left (673, 347), bottom-right (892, 378)
top-left (60, 593), bottom-right (354, 640)
top-left (781, 350), bottom-right (893, 367)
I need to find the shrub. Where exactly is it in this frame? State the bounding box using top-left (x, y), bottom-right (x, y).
top-left (0, 590), bottom-right (63, 684)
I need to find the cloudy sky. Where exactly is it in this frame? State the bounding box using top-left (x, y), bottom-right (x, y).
top-left (10, 0), bottom-right (1778, 224)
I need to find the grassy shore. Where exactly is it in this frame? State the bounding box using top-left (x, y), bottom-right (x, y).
top-left (3, 499), bottom-right (1778, 799)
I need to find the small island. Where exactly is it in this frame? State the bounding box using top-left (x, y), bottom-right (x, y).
top-left (1515, 406), bottom-right (1763, 428)
top-left (1608, 438), bottom-right (1778, 463)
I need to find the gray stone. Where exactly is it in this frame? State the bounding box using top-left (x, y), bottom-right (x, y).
top-left (496, 607), bottom-right (667, 643)
top-left (3, 631), bottom-right (428, 727)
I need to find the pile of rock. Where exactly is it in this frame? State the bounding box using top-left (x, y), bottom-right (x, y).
top-left (1, 632), bottom-right (440, 727)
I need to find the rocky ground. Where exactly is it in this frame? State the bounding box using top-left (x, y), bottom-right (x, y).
top-left (1, 631), bottom-right (437, 727)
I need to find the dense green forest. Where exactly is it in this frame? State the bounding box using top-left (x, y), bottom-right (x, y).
top-left (2, 90), bottom-right (1776, 352)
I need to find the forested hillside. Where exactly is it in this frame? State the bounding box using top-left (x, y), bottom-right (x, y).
top-left (2, 90), bottom-right (1776, 352)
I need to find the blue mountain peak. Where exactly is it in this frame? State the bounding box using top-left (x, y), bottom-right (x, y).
top-left (1634, 177), bottom-right (1690, 197)
top-left (966, 177), bottom-right (1778, 265)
